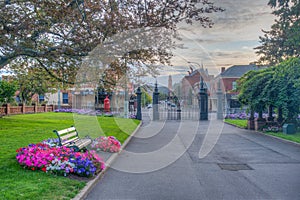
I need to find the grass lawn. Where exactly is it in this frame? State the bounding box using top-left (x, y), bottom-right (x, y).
top-left (224, 119), bottom-right (300, 143)
top-left (265, 132), bottom-right (300, 143)
top-left (224, 119), bottom-right (248, 129)
top-left (0, 112), bottom-right (140, 200)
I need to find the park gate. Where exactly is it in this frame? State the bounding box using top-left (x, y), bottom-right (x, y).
top-left (152, 79), bottom-right (208, 121)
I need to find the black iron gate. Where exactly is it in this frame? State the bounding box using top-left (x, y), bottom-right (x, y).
top-left (151, 80), bottom-right (208, 121)
top-left (157, 96), bottom-right (200, 121)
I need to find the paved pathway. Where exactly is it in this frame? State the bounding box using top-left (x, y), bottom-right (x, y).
top-left (86, 112), bottom-right (300, 200)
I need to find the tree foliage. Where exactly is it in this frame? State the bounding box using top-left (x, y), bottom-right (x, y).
top-left (11, 61), bottom-right (59, 104)
top-left (255, 0), bottom-right (300, 65)
top-left (270, 58), bottom-right (300, 121)
top-left (0, 79), bottom-right (17, 104)
top-left (238, 58), bottom-right (300, 122)
top-left (0, 0), bottom-right (223, 84)
top-left (237, 68), bottom-right (273, 117)
top-left (140, 87), bottom-right (152, 107)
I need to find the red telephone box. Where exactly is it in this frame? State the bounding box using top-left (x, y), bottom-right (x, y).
top-left (104, 96), bottom-right (110, 112)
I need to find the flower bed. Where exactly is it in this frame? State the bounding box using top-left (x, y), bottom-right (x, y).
top-left (16, 139), bottom-right (105, 177)
top-left (262, 126), bottom-right (281, 133)
top-left (90, 136), bottom-right (121, 153)
top-left (54, 108), bottom-right (120, 117)
top-left (225, 112), bottom-right (275, 120)
top-left (129, 114), bottom-right (137, 119)
top-left (225, 113), bottom-right (249, 120)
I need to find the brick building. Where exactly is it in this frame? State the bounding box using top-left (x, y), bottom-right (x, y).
top-left (180, 67), bottom-right (214, 109)
top-left (212, 64), bottom-right (263, 113)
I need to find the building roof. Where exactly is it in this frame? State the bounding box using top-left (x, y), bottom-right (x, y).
top-left (219, 65), bottom-right (259, 78)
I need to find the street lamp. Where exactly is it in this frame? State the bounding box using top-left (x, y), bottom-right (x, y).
top-left (187, 61), bottom-right (203, 69)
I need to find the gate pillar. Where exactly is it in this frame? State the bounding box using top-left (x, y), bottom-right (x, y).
top-left (153, 81), bottom-right (160, 121)
top-left (198, 77), bottom-right (208, 120)
top-left (136, 87), bottom-right (142, 120)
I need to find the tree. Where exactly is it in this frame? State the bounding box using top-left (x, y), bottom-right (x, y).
top-left (11, 63), bottom-right (59, 104)
top-left (0, 0), bottom-right (223, 84)
top-left (141, 87), bottom-right (152, 107)
top-left (238, 58), bottom-right (300, 123)
top-left (270, 58), bottom-right (300, 122)
top-left (255, 0), bottom-right (300, 65)
top-left (237, 68), bottom-right (274, 119)
top-left (0, 80), bottom-right (17, 104)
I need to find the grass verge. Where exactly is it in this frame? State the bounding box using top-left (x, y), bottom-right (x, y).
top-left (0, 112), bottom-right (140, 200)
top-left (265, 132), bottom-right (300, 143)
top-left (224, 119), bottom-right (300, 144)
top-left (224, 119), bottom-right (247, 129)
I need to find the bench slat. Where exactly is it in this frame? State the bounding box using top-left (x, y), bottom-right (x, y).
top-left (55, 126), bottom-right (91, 151)
top-left (62, 137), bottom-right (79, 146)
top-left (75, 138), bottom-right (91, 145)
top-left (56, 127), bottom-right (76, 135)
top-left (76, 138), bottom-right (91, 144)
top-left (77, 139), bottom-right (92, 149)
top-left (60, 131), bottom-right (78, 141)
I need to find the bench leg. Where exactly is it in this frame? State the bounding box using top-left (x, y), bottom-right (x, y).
top-left (69, 146), bottom-right (80, 152)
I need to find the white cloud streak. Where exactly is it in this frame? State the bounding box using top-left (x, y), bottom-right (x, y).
top-left (169, 0), bottom-right (275, 76)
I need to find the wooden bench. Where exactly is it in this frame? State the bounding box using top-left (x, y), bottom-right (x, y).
top-left (53, 126), bottom-right (92, 152)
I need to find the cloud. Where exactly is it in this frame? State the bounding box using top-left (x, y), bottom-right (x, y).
top-left (242, 46), bottom-right (255, 50)
top-left (167, 0), bottom-right (275, 76)
top-left (210, 52), bottom-right (233, 57)
top-left (143, 0), bottom-right (276, 83)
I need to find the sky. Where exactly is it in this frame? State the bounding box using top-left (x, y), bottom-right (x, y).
top-left (152, 0), bottom-right (276, 86)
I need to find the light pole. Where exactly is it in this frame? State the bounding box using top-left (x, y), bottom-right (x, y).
top-left (153, 80), bottom-right (159, 121)
top-left (57, 88), bottom-right (61, 109)
top-left (187, 61), bottom-right (203, 69)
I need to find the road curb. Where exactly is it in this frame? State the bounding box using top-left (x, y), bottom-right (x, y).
top-left (73, 121), bottom-right (142, 200)
top-left (224, 121), bottom-right (300, 147)
top-left (254, 130), bottom-right (300, 147)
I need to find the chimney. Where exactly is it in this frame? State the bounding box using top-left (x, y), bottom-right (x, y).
top-left (221, 67), bottom-right (225, 73)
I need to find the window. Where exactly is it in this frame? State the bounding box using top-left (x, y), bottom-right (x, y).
top-left (232, 81), bottom-right (237, 90)
top-left (39, 95), bottom-right (45, 103)
top-left (62, 93), bottom-right (68, 104)
top-left (15, 96), bottom-right (21, 103)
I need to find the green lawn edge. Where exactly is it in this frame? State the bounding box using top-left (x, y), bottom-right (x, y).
top-left (224, 119), bottom-right (248, 129)
top-left (224, 119), bottom-right (300, 144)
top-left (0, 112), bottom-right (140, 200)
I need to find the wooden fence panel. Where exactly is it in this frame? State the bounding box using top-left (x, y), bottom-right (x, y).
top-left (37, 106), bottom-right (44, 113)
top-left (10, 106), bottom-right (22, 114)
top-left (0, 107), bottom-right (5, 115)
top-left (0, 104), bottom-right (56, 116)
top-left (26, 106), bottom-right (35, 113)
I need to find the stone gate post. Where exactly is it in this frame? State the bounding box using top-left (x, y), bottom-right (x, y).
top-left (136, 87), bottom-right (142, 120)
top-left (199, 77), bottom-right (208, 120)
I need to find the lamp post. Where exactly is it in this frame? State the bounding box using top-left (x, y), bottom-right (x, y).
top-left (124, 82), bottom-right (128, 118)
top-left (187, 61), bottom-right (203, 69)
top-left (153, 80), bottom-right (159, 121)
top-left (57, 88), bottom-right (61, 109)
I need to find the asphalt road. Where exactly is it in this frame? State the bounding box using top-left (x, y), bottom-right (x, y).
top-left (86, 113), bottom-right (300, 200)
